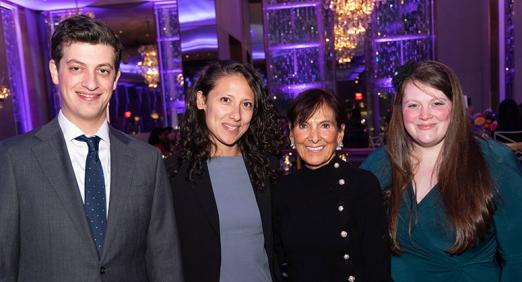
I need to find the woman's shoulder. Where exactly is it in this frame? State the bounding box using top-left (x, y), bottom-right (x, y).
top-left (342, 159), bottom-right (380, 181)
top-left (479, 138), bottom-right (517, 158)
top-left (273, 169), bottom-right (304, 190)
top-left (339, 161), bottom-right (383, 197)
top-left (359, 146), bottom-right (392, 190)
top-left (478, 138), bottom-right (521, 172)
top-left (274, 159), bottom-right (379, 190)
top-left (164, 154), bottom-right (181, 177)
top-left (360, 147), bottom-right (389, 168)
top-left (164, 153), bottom-right (197, 181)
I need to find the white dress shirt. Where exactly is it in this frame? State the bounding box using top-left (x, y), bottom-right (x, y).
top-left (58, 111), bottom-right (111, 216)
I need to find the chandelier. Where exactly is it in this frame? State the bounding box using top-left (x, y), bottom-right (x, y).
top-left (0, 73), bottom-right (10, 102)
top-left (330, 0), bottom-right (379, 64)
top-left (58, 10), bottom-right (95, 21)
top-left (58, 0), bottom-right (95, 21)
top-left (137, 45), bottom-right (160, 88)
top-left (0, 85), bottom-right (10, 101)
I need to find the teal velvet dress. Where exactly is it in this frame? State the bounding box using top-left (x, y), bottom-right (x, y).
top-left (360, 139), bottom-right (522, 282)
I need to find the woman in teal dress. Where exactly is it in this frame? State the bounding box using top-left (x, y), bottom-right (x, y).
top-left (361, 60), bottom-right (522, 282)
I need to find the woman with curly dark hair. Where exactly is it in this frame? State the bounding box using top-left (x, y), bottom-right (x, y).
top-left (166, 61), bottom-right (285, 282)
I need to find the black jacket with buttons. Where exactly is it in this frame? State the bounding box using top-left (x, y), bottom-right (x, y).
top-left (272, 156), bottom-right (391, 282)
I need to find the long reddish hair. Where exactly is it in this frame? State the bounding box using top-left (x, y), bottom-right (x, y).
top-left (386, 61), bottom-right (495, 254)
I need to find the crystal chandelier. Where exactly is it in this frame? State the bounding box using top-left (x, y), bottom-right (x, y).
top-left (137, 45), bottom-right (160, 88)
top-left (0, 85), bottom-right (10, 101)
top-left (0, 73), bottom-right (10, 102)
top-left (59, 0), bottom-right (95, 21)
top-left (329, 0), bottom-right (379, 64)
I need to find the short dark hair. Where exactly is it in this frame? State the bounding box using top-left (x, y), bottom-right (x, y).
top-left (51, 15), bottom-right (123, 73)
top-left (288, 88), bottom-right (344, 129)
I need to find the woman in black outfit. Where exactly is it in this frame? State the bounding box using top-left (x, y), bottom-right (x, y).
top-left (273, 88), bottom-right (391, 282)
top-left (166, 61), bottom-right (285, 282)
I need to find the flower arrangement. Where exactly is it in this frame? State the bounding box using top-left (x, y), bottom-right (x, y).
top-left (472, 109), bottom-right (497, 136)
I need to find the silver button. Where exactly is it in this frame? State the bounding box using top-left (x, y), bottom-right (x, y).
top-left (338, 178), bottom-right (345, 185)
top-left (340, 230), bottom-right (348, 238)
top-left (338, 205), bottom-right (344, 212)
top-left (334, 162), bottom-right (340, 168)
top-left (348, 275), bottom-right (355, 282)
top-left (343, 254), bottom-right (350, 260)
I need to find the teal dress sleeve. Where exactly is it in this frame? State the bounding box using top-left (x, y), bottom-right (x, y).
top-left (359, 146), bottom-right (392, 190)
top-left (481, 140), bottom-right (522, 282)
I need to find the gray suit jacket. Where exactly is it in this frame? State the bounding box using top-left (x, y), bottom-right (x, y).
top-left (0, 118), bottom-right (183, 281)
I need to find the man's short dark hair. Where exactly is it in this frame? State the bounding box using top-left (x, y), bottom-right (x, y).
top-left (51, 15), bottom-right (123, 73)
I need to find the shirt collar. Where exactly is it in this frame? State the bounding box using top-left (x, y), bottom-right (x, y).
top-left (58, 110), bottom-right (110, 143)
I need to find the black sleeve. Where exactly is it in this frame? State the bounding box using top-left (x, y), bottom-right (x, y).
top-left (271, 181), bottom-right (288, 282)
top-left (357, 171), bottom-right (392, 282)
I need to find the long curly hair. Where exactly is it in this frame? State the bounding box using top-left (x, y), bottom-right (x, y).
top-left (178, 61), bottom-right (285, 190)
top-left (386, 60), bottom-right (495, 254)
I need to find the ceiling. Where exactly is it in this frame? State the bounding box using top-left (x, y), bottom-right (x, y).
top-left (89, 3), bottom-right (156, 49)
top-left (5, 0), bottom-right (151, 11)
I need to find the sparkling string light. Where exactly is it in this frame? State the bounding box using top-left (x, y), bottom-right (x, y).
top-left (329, 0), bottom-right (379, 64)
top-left (137, 45), bottom-right (160, 88)
top-left (0, 73), bottom-right (10, 101)
top-left (57, 0), bottom-right (95, 22)
top-left (0, 85), bottom-right (10, 101)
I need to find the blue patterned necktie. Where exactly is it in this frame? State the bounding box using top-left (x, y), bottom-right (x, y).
top-left (75, 135), bottom-right (107, 257)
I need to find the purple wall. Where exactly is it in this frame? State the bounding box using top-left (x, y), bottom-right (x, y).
top-left (19, 8), bottom-right (52, 126)
top-left (0, 15), bottom-right (17, 139)
top-left (216, 0), bottom-right (249, 61)
top-left (435, 0), bottom-right (491, 112)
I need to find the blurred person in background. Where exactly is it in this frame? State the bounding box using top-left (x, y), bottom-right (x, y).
top-left (496, 98), bottom-right (522, 142)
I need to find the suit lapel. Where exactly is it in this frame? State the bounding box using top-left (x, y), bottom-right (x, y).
top-left (32, 119), bottom-right (98, 259)
top-left (101, 128), bottom-right (135, 260)
top-left (192, 162), bottom-right (220, 234)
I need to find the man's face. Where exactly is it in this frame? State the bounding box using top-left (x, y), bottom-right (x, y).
top-left (50, 42), bottom-right (120, 130)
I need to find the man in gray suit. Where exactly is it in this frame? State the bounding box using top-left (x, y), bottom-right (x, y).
top-left (0, 15), bottom-right (183, 281)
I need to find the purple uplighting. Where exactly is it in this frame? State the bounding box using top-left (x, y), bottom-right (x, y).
top-left (269, 42), bottom-right (321, 51)
top-left (178, 0), bottom-right (217, 52)
top-left (279, 82), bottom-right (324, 98)
top-left (1, 1), bottom-right (32, 132)
top-left (373, 34), bottom-right (431, 43)
top-left (252, 51), bottom-right (265, 60)
top-left (5, 0), bottom-right (168, 11)
top-left (5, 0), bottom-right (96, 11)
top-left (266, 2), bottom-right (318, 11)
top-left (181, 37), bottom-right (218, 51)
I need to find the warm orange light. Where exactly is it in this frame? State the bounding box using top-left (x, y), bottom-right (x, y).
top-left (330, 0), bottom-right (379, 63)
top-left (355, 92), bottom-right (363, 101)
top-left (124, 111), bottom-right (132, 119)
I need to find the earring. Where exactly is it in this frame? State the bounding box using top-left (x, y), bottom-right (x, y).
top-left (336, 142), bottom-right (343, 151)
top-left (290, 143), bottom-right (296, 150)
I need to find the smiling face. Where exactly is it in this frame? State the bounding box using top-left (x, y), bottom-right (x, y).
top-left (50, 42), bottom-right (120, 134)
top-left (197, 74), bottom-right (255, 156)
top-left (290, 103), bottom-right (344, 170)
top-left (402, 81), bottom-right (453, 149)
